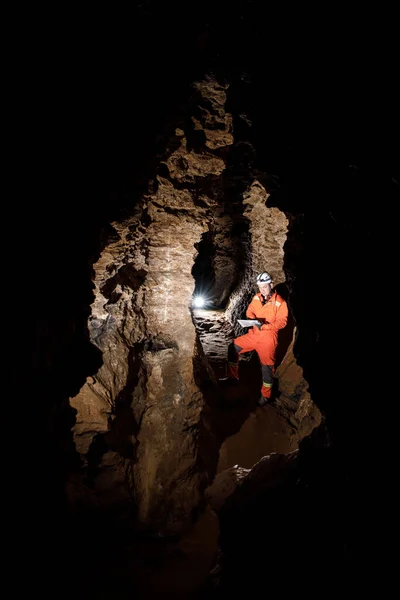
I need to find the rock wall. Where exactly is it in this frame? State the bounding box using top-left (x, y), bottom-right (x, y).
top-left (69, 76), bottom-right (234, 532)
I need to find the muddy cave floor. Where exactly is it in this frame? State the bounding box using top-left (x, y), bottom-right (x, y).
top-left (77, 309), bottom-right (301, 599)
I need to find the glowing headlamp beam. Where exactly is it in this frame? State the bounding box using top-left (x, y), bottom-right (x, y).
top-left (193, 296), bottom-right (205, 308)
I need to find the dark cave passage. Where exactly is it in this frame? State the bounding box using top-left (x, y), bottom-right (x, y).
top-left (192, 231), bottom-right (216, 306)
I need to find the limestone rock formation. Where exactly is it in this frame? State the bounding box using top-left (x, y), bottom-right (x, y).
top-left (68, 73), bottom-right (316, 539)
top-left (69, 76), bottom-right (236, 533)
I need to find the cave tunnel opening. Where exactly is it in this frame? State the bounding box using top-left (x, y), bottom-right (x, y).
top-left (190, 214), bottom-right (251, 385)
top-left (192, 230), bottom-right (216, 309)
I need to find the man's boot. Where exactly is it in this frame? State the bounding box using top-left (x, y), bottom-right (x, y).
top-left (218, 359), bottom-right (239, 384)
top-left (258, 395), bottom-right (272, 407)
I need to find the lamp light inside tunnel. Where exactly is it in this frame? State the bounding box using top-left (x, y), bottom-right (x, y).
top-left (193, 295), bottom-right (205, 308)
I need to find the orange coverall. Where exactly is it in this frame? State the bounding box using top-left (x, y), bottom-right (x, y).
top-left (228, 290), bottom-right (288, 398)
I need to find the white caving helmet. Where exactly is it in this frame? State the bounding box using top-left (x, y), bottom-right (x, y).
top-left (256, 271), bottom-right (273, 285)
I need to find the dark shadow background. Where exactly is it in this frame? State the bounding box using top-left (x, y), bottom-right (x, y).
top-left (6, 2), bottom-right (399, 597)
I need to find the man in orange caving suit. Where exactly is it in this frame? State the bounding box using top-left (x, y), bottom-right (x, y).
top-left (221, 271), bottom-right (288, 406)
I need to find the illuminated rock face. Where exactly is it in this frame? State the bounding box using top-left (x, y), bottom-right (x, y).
top-left (67, 73), bottom-right (311, 535)
top-left (69, 76), bottom-right (233, 533)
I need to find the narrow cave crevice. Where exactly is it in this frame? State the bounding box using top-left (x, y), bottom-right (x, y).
top-left (192, 230), bottom-right (216, 306)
